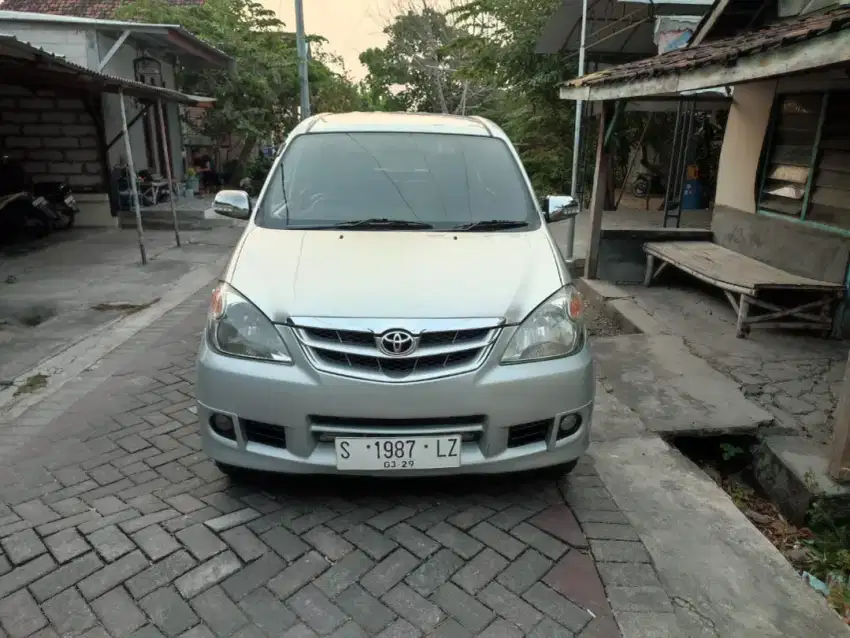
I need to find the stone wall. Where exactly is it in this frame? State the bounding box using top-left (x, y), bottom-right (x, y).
top-left (0, 84), bottom-right (103, 191)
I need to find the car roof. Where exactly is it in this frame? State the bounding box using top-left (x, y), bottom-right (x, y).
top-left (292, 112), bottom-right (507, 140)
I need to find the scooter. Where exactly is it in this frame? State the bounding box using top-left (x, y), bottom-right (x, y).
top-left (0, 157), bottom-right (74, 231)
top-left (32, 182), bottom-right (78, 229)
top-left (0, 191), bottom-right (52, 240)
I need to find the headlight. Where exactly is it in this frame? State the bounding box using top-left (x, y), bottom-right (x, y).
top-left (207, 283), bottom-right (292, 363)
top-left (501, 286), bottom-right (585, 364)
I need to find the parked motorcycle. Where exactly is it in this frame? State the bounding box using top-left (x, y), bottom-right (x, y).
top-left (0, 191), bottom-right (52, 240)
top-left (32, 181), bottom-right (78, 229)
top-left (0, 156), bottom-right (75, 232)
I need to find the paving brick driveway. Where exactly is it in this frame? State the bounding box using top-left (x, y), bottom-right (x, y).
top-left (0, 288), bottom-right (671, 638)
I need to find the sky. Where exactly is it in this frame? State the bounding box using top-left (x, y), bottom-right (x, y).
top-left (269, 0), bottom-right (399, 80)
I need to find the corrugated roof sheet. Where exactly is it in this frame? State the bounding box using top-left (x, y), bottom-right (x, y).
top-left (0, 33), bottom-right (215, 105)
top-left (562, 6), bottom-right (850, 90)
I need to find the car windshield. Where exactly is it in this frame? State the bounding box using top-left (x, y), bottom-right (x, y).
top-left (254, 131), bottom-right (539, 231)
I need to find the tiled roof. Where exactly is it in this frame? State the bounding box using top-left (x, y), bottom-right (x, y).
top-left (0, 0), bottom-right (202, 19)
top-left (563, 6), bottom-right (850, 89)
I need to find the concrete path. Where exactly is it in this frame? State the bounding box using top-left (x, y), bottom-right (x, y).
top-left (0, 226), bottom-right (243, 407)
top-left (593, 334), bottom-right (774, 436)
top-left (0, 290), bottom-right (670, 638)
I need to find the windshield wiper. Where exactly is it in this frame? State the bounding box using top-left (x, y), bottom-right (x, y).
top-left (328, 218), bottom-right (433, 230)
top-left (451, 220), bottom-right (529, 231)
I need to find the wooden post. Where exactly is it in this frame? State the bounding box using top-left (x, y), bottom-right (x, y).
top-left (156, 100), bottom-right (181, 247)
top-left (584, 101), bottom-right (613, 280)
top-left (118, 88), bottom-right (146, 265)
top-left (829, 350), bottom-right (850, 482)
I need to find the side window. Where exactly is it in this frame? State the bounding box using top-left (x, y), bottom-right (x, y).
top-left (806, 94), bottom-right (850, 229)
top-left (258, 163), bottom-right (285, 220)
top-left (759, 91), bottom-right (850, 230)
top-left (758, 93), bottom-right (820, 219)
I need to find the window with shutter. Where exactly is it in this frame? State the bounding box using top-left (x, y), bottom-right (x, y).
top-left (758, 91), bottom-right (850, 231)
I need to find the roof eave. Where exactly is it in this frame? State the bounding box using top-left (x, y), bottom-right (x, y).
top-left (558, 28), bottom-right (850, 101)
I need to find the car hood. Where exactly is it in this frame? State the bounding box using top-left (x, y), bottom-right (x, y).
top-left (225, 225), bottom-right (565, 324)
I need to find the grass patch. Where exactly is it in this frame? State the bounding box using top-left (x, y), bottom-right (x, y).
top-left (14, 373), bottom-right (48, 397)
top-left (91, 297), bottom-right (160, 314)
top-left (673, 434), bottom-right (850, 623)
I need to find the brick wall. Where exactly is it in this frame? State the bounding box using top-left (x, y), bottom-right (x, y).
top-left (0, 84), bottom-right (104, 191)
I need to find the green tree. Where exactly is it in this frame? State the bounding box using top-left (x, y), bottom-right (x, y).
top-left (359, 1), bottom-right (495, 115)
top-left (116, 0), bottom-right (361, 172)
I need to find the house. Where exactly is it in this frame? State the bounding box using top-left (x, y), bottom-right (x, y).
top-left (535, 0), bottom-right (730, 229)
top-left (0, 10), bottom-right (231, 224)
top-left (556, 0), bottom-right (850, 481)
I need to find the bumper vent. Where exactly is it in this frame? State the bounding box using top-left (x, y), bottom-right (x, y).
top-left (507, 419), bottom-right (552, 448)
top-left (243, 420), bottom-right (287, 449)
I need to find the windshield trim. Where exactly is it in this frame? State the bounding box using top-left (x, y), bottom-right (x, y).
top-left (251, 131), bottom-right (543, 233)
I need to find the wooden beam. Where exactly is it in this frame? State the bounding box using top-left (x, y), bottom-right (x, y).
top-left (558, 30), bottom-right (850, 102)
top-left (584, 101), bottom-right (614, 280)
top-left (689, 0), bottom-right (731, 47)
top-left (97, 29), bottom-right (130, 72)
top-left (830, 350), bottom-right (850, 482)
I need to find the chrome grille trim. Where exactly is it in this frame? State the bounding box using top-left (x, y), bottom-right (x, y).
top-left (289, 317), bottom-right (503, 382)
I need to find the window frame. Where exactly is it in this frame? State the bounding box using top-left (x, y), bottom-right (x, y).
top-left (756, 89), bottom-right (850, 237)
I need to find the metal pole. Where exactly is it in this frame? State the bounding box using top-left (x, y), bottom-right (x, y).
top-left (566, 0), bottom-right (588, 264)
top-left (663, 101), bottom-right (684, 220)
top-left (156, 99), bottom-right (181, 247)
top-left (118, 88), bottom-right (147, 265)
top-left (294, 0), bottom-right (311, 120)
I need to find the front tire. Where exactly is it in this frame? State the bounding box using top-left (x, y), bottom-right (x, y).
top-left (538, 459), bottom-right (578, 480)
top-left (215, 461), bottom-right (251, 482)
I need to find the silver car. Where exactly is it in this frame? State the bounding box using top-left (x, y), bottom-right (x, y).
top-left (197, 112), bottom-right (594, 478)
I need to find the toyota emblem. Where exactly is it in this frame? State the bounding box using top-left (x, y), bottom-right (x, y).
top-left (377, 329), bottom-right (417, 357)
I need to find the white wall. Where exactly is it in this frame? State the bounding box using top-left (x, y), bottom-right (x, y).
top-left (97, 32), bottom-right (149, 173)
top-left (0, 23), bottom-right (88, 65)
top-left (714, 81), bottom-right (777, 214)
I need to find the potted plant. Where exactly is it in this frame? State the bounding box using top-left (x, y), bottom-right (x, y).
top-left (185, 167), bottom-right (199, 197)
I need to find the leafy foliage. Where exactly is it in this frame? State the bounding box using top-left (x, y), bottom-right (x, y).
top-left (116, 0), bottom-right (361, 156)
top-left (359, 0), bottom-right (725, 202)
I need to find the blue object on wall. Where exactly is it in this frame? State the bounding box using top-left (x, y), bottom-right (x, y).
top-left (682, 179), bottom-right (703, 210)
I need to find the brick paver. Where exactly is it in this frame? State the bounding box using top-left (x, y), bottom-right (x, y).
top-left (0, 287), bottom-right (673, 637)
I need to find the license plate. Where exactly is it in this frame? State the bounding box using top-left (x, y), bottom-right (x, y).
top-left (335, 435), bottom-right (461, 471)
top-left (64, 195), bottom-right (76, 207)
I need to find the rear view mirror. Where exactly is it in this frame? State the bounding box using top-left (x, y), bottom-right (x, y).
top-left (213, 190), bottom-right (252, 220)
top-left (543, 195), bottom-right (579, 223)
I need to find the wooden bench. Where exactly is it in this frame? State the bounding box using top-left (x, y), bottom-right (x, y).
top-left (643, 240), bottom-right (845, 338)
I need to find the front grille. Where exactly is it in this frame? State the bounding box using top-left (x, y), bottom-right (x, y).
top-left (293, 322), bottom-right (500, 382)
top-left (243, 420), bottom-right (287, 449)
top-left (507, 419), bottom-right (552, 448)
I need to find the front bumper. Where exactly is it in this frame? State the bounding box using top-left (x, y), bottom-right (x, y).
top-left (196, 329), bottom-right (595, 477)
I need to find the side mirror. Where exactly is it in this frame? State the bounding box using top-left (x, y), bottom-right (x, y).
top-left (212, 190), bottom-right (251, 220)
top-left (543, 195), bottom-right (579, 223)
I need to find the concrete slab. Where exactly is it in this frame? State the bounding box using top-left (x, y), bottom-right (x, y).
top-left (0, 226), bottom-right (242, 389)
top-left (592, 334), bottom-right (774, 435)
top-left (592, 436), bottom-right (850, 637)
top-left (591, 380), bottom-right (648, 442)
top-left (754, 435), bottom-right (850, 525)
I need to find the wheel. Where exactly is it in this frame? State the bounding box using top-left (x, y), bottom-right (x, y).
top-left (538, 460), bottom-right (578, 481)
top-left (632, 177), bottom-right (649, 198)
top-left (215, 461), bottom-right (252, 482)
